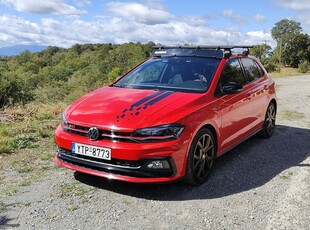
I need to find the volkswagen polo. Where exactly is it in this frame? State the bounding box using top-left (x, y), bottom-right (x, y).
top-left (54, 46), bottom-right (277, 185)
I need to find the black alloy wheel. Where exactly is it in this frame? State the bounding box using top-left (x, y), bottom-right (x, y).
top-left (184, 128), bottom-right (215, 185)
top-left (260, 102), bottom-right (276, 138)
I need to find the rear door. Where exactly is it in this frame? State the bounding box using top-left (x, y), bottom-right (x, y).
top-left (240, 58), bottom-right (268, 129)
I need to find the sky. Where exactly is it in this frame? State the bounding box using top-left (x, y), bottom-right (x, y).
top-left (0, 0), bottom-right (310, 49)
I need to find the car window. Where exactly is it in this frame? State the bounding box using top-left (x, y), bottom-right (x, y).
top-left (240, 58), bottom-right (262, 82)
top-left (135, 61), bottom-right (166, 83)
top-left (220, 59), bottom-right (246, 86)
top-left (255, 61), bottom-right (265, 77)
top-left (114, 57), bottom-right (220, 93)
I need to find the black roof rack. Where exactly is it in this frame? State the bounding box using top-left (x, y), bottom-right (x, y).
top-left (151, 45), bottom-right (253, 58)
top-left (152, 45), bottom-right (253, 50)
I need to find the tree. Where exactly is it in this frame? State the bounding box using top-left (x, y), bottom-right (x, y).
top-left (271, 19), bottom-right (303, 65)
top-left (271, 19), bottom-right (302, 44)
top-left (251, 44), bottom-right (271, 62)
top-left (286, 33), bottom-right (310, 68)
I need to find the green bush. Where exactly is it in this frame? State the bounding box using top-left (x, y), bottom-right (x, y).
top-left (298, 60), bottom-right (309, 73)
top-left (264, 61), bottom-right (280, 73)
top-left (9, 135), bottom-right (38, 149)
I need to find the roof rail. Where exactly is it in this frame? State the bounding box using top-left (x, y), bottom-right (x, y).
top-left (151, 45), bottom-right (253, 58)
top-left (152, 45), bottom-right (253, 50)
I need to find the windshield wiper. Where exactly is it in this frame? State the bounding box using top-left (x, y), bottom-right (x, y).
top-left (112, 84), bottom-right (126, 88)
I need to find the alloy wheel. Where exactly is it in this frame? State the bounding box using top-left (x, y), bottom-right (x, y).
top-left (193, 133), bottom-right (215, 180)
top-left (266, 104), bottom-right (276, 136)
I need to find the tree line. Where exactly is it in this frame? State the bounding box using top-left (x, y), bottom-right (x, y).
top-left (251, 19), bottom-right (310, 72)
top-left (0, 42), bottom-right (154, 108)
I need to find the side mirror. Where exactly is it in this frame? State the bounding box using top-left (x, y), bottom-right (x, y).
top-left (222, 82), bottom-right (243, 94)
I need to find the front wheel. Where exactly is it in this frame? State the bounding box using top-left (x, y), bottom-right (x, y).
top-left (260, 102), bottom-right (276, 138)
top-left (184, 128), bottom-right (215, 185)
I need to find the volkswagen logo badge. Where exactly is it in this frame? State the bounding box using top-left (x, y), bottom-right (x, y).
top-left (88, 127), bottom-right (100, 141)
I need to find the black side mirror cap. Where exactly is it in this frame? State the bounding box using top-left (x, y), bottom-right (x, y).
top-left (222, 82), bottom-right (243, 94)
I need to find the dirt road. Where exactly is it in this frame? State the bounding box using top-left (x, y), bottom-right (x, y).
top-left (1, 75), bottom-right (309, 229)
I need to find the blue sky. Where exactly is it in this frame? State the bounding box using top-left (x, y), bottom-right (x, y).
top-left (0, 0), bottom-right (309, 48)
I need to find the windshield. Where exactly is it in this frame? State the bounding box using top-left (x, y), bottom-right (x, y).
top-left (113, 57), bottom-right (220, 93)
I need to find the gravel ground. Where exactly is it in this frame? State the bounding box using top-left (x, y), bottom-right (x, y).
top-left (1, 75), bottom-right (310, 230)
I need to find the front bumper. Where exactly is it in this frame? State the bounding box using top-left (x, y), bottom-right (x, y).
top-left (54, 125), bottom-right (189, 183)
top-left (56, 147), bottom-right (175, 178)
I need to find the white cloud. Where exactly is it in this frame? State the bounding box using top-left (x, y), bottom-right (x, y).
top-left (0, 0), bottom-right (86, 15)
top-left (0, 13), bottom-right (270, 49)
top-left (274, 0), bottom-right (310, 10)
top-left (142, 0), bottom-right (166, 11)
top-left (106, 1), bottom-right (173, 25)
top-left (0, 15), bottom-right (43, 46)
top-left (246, 31), bottom-right (275, 47)
top-left (254, 14), bottom-right (266, 23)
top-left (73, 0), bottom-right (91, 8)
top-left (223, 9), bottom-right (246, 24)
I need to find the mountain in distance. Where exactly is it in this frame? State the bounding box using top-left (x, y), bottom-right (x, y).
top-left (0, 45), bottom-right (47, 56)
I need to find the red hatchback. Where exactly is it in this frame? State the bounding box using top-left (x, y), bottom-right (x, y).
top-left (54, 46), bottom-right (277, 185)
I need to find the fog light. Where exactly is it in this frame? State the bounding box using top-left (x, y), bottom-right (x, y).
top-left (146, 160), bottom-right (170, 169)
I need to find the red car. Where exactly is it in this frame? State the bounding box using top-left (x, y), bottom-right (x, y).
top-left (54, 46), bottom-right (277, 185)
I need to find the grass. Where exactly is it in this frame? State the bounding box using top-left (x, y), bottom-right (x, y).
top-left (19, 180), bottom-right (32, 186)
top-left (10, 135), bottom-right (39, 150)
top-left (269, 67), bottom-right (310, 78)
top-left (59, 183), bottom-right (87, 198)
top-left (280, 109), bottom-right (305, 121)
top-left (0, 202), bottom-right (7, 213)
top-left (1, 187), bottom-right (18, 196)
top-left (279, 171), bottom-right (293, 180)
top-left (17, 165), bottom-right (33, 174)
top-left (67, 204), bottom-right (79, 211)
top-left (0, 103), bottom-right (62, 155)
top-left (41, 152), bottom-right (55, 161)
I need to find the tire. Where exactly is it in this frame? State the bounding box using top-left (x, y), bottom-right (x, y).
top-left (184, 128), bottom-right (216, 185)
top-left (260, 102), bottom-right (276, 138)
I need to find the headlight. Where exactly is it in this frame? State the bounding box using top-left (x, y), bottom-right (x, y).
top-left (131, 124), bottom-right (185, 142)
top-left (61, 111), bottom-right (69, 130)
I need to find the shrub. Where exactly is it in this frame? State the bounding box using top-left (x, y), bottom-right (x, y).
top-left (298, 60), bottom-right (309, 73)
top-left (9, 135), bottom-right (38, 149)
top-left (264, 61), bottom-right (280, 73)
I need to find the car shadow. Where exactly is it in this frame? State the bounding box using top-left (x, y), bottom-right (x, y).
top-left (0, 215), bottom-right (19, 228)
top-left (74, 125), bottom-right (310, 201)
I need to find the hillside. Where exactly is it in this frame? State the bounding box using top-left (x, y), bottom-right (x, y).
top-left (0, 42), bottom-right (155, 108)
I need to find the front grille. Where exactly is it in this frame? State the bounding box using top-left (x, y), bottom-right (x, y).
top-left (64, 123), bottom-right (134, 142)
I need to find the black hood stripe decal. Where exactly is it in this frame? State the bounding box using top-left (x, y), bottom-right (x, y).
top-left (143, 91), bottom-right (174, 109)
top-left (131, 91), bottom-right (165, 107)
top-left (116, 91), bottom-right (174, 122)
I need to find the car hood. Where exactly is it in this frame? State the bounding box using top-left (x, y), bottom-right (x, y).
top-left (65, 86), bottom-right (204, 131)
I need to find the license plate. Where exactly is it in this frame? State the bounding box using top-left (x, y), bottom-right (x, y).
top-left (72, 143), bottom-right (111, 160)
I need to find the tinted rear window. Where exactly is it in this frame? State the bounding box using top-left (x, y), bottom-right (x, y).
top-left (240, 58), bottom-right (262, 82)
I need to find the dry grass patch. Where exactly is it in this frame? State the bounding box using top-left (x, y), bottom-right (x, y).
top-left (280, 109), bottom-right (305, 121)
top-left (269, 67), bottom-right (309, 78)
